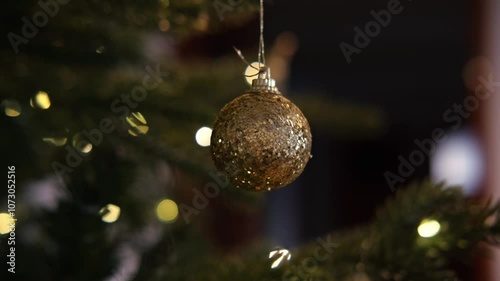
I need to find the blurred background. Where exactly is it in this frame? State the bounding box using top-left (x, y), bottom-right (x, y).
top-left (0, 0), bottom-right (499, 280)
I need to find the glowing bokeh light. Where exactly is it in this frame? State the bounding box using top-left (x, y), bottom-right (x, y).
top-left (0, 213), bottom-right (14, 234)
top-left (72, 134), bottom-right (93, 154)
top-left (195, 127), bottom-right (212, 147)
top-left (156, 199), bottom-right (179, 223)
top-left (43, 137), bottom-right (68, 146)
top-left (418, 219), bottom-right (441, 238)
top-left (269, 248), bottom-right (291, 269)
top-left (3, 99), bottom-right (21, 117)
top-left (33, 91), bottom-right (51, 109)
top-left (127, 112), bottom-right (149, 137)
top-left (431, 130), bottom-right (485, 195)
top-left (99, 204), bottom-right (121, 223)
top-left (244, 62), bottom-right (265, 85)
top-left (80, 143), bottom-right (93, 153)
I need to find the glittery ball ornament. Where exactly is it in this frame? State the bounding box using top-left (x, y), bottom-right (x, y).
top-left (210, 68), bottom-right (312, 191)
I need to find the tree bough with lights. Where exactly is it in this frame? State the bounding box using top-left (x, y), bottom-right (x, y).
top-left (1, 1), bottom-right (499, 281)
top-left (172, 181), bottom-right (500, 281)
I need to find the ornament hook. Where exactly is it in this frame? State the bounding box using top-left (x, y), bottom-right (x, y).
top-left (248, 67), bottom-right (279, 94)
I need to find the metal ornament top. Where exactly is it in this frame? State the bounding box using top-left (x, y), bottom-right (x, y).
top-left (248, 67), bottom-right (280, 94)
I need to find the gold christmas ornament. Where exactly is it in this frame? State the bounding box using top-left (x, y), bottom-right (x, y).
top-left (210, 68), bottom-right (312, 191)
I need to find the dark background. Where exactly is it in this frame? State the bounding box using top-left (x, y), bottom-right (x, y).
top-left (260, 0), bottom-right (471, 246)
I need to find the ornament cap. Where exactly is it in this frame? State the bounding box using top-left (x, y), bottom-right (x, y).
top-left (249, 67), bottom-right (279, 94)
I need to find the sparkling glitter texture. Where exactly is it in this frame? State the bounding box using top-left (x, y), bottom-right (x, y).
top-left (210, 90), bottom-right (312, 191)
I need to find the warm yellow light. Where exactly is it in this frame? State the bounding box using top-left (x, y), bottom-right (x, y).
top-left (128, 129), bottom-right (138, 137)
top-left (244, 62), bottom-right (265, 85)
top-left (33, 91), bottom-right (51, 109)
top-left (99, 204), bottom-right (121, 223)
top-left (195, 127), bottom-right (212, 147)
top-left (418, 219), bottom-right (441, 238)
top-left (43, 137), bottom-right (68, 146)
top-left (5, 108), bottom-right (21, 117)
top-left (269, 248), bottom-right (291, 269)
top-left (127, 112), bottom-right (149, 136)
top-left (80, 142), bottom-right (93, 153)
top-left (131, 112), bottom-right (147, 124)
top-left (128, 126), bottom-right (149, 136)
top-left (3, 99), bottom-right (21, 117)
top-left (72, 134), bottom-right (93, 154)
top-left (156, 199), bottom-right (179, 223)
top-left (0, 213), bottom-right (14, 234)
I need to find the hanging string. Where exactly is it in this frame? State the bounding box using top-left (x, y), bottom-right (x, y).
top-left (233, 47), bottom-right (259, 71)
top-left (233, 0), bottom-right (266, 73)
top-left (258, 0), bottom-right (265, 68)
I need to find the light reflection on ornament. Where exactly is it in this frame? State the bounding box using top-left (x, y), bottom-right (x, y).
top-left (2, 99), bottom-right (21, 117)
top-left (156, 199), bottom-right (178, 223)
top-left (418, 219), bottom-right (441, 238)
top-left (0, 213), bottom-right (14, 234)
top-left (195, 127), bottom-right (212, 147)
top-left (269, 248), bottom-right (291, 269)
top-left (99, 204), bottom-right (121, 223)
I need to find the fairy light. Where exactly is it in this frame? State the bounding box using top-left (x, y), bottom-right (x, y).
top-left (32, 91), bottom-right (51, 109)
top-left (244, 62), bottom-right (265, 85)
top-left (195, 127), bottom-right (212, 147)
top-left (0, 213), bottom-right (14, 234)
top-left (72, 133), bottom-right (93, 154)
top-left (156, 199), bottom-right (179, 223)
top-left (418, 219), bottom-right (441, 238)
top-left (99, 204), bottom-right (121, 223)
top-left (3, 99), bottom-right (21, 117)
top-left (269, 248), bottom-right (291, 269)
top-left (80, 143), bottom-right (93, 153)
top-left (42, 137), bottom-right (68, 146)
top-left (126, 112), bottom-right (149, 137)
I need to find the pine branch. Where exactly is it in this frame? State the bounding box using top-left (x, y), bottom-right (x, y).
top-left (165, 181), bottom-right (500, 281)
